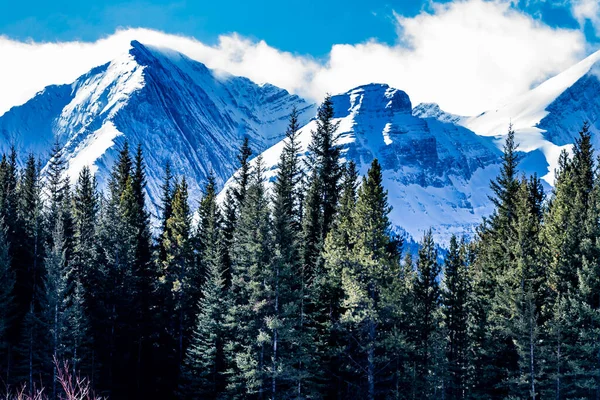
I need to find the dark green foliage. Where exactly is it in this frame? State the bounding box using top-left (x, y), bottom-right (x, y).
top-left (412, 230), bottom-right (443, 398)
top-left (0, 222), bottom-right (15, 379)
top-left (225, 155), bottom-right (272, 398)
top-left (443, 235), bottom-right (470, 400)
top-left (180, 177), bottom-right (226, 399)
top-left (6, 115), bottom-right (600, 400)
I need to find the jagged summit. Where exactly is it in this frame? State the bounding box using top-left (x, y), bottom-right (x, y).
top-left (3, 41), bottom-right (600, 244)
top-left (0, 40), bottom-right (315, 217)
top-left (223, 83), bottom-right (502, 245)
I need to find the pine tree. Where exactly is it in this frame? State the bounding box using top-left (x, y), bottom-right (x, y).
top-left (500, 176), bottom-right (547, 399)
top-left (307, 95), bottom-right (342, 239)
top-left (268, 109), bottom-right (312, 398)
top-left (180, 258), bottom-right (226, 400)
top-left (43, 216), bottom-right (71, 399)
top-left (412, 230), bottom-right (443, 399)
top-left (180, 177), bottom-right (225, 398)
top-left (542, 122), bottom-right (596, 398)
top-left (159, 177), bottom-right (194, 368)
top-left (443, 235), bottom-right (470, 400)
top-left (467, 127), bottom-right (521, 398)
top-left (158, 161), bottom-right (174, 264)
top-left (225, 155), bottom-right (272, 398)
top-left (128, 144), bottom-right (154, 395)
top-left (335, 159), bottom-right (401, 399)
top-left (233, 137), bottom-right (253, 209)
top-left (10, 154), bottom-right (45, 386)
top-left (71, 166), bottom-right (98, 382)
top-left (0, 149), bottom-right (21, 349)
top-left (0, 221), bottom-right (15, 381)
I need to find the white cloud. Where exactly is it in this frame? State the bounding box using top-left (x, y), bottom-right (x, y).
top-left (571, 0), bottom-right (600, 35)
top-left (0, 0), bottom-right (589, 117)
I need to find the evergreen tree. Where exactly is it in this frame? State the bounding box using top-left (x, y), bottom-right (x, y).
top-left (443, 235), bottom-right (470, 400)
top-left (0, 221), bottom-right (15, 381)
top-left (268, 109), bottom-right (312, 398)
top-left (71, 166), bottom-right (98, 381)
top-left (225, 155), bottom-right (272, 398)
top-left (43, 217), bottom-right (71, 399)
top-left (158, 161), bottom-right (174, 264)
top-left (180, 177), bottom-right (225, 398)
top-left (307, 95), bottom-right (342, 239)
top-left (468, 127), bottom-right (521, 398)
top-left (500, 177), bottom-right (547, 399)
top-left (128, 144), bottom-right (154, 395)
top-left (333, 159), bottom-right (401, 399)
top-left (542, 123), bottom-right (596, 398)
top-left (412, 230), bottom-right (443, 399)
top-left (233, 137), bottom-right (253, 209)
top-left (159, 177), bottom-right (194, 368)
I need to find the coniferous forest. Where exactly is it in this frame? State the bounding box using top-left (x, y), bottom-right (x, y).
top-left (1, 97), bottom-right (600, 399)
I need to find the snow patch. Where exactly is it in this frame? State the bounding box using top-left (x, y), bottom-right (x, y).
top-left (66, 121), bottom-right (123, 180)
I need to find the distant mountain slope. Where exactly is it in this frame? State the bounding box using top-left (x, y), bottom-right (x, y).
top-left (223, 84), bottom-right (502, 245)
top-left (462, 49), bottom-right (600, 184)
top-left (0, 40), bottom-right (315, 215)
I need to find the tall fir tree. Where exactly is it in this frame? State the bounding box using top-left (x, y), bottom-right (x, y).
top-left (225, 155), bottom-right (272, 398)
top-left (468, 127), bottom-right (521, 398)
top-left (330, 159), bottom-right (401, 399)
top-left (179, 176), bottom-right (226, 399)
top-left (443, 235), bottom-right (470, 400)
top-left (268, 108), bottom-right (312, 398)
top-left (159, 177), bottom-right (194, 373)
top-left (412, 230), bottom-right (443, 399)
top-left (0, 221), bottom-right (15, 382)
top-left (43, 216), bottom-right (71, 399)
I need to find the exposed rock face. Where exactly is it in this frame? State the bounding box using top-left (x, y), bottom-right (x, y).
top-left (224, 83), bottom-right (502, 245)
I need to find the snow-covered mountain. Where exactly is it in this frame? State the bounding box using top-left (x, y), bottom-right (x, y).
top-left (0, 40), bottom-right (315, 214)
top-left (223, 84), bottom-right (502, 245)
top-left (227, 48), bottom-right (600, 244)
top-left (462, 49), bottom-right (600, 185)
top-left (2, 38), bottom-right (600, 244)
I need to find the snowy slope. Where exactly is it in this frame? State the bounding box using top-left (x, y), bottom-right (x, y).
top-left (462, 49), bottom-right (600, 185)
top-left (0, 40), bottom-right (315, 216)
top-left (223, 84), bottom-right (502, 245)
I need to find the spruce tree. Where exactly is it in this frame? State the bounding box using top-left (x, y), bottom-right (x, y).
top-left (500, 177), bottom-right (547, 399)
top-left (180, 177), bottom-right (225, 398)
top-left (225, 155), bottom-right (272, 398)
top-left (233, 137), bottom-right (253, 209)
top-left (307, 95), bottom-right (342, 239)
top-left (0, 221), bottom-right (15, 381)
top-left (335, 159), bottom-right (400, 399)
top-left (43, 216), bottom-right (71, 399)
top-left (468, 127), bottom-right (521, 398)
top-left (158, 161), bottom-right (174, 264)
top-left (71, 166), bottom-right (98, 381)
top-left (443, 235), bottom-right (470, 400)
top-left (268, 109), bottom-right (311, 398)
top-left (159, 177), bottom-right (194, 367)
top-left (542, 123), bottom-right (596, 398)
top-left (412, 230), bottom-right (443, 399)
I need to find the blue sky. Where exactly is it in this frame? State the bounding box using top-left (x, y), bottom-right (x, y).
top-left (1, 0), bottom-right (599, 117)
top-left (0, 0), bottom-right (596, 56)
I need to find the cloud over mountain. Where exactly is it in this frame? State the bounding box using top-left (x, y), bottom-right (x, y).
top-left (0, 0), bottom-right (591, 117)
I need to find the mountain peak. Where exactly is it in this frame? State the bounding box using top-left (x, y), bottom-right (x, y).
top-left (412, 102), bottom-right (465, 124)
top-left (333, 83), bottom-right (411, 118)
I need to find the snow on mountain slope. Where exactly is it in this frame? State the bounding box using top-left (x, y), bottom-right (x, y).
top-left (0, 40), bottom-right (315, 216)
top-left (462, 49), bottom-right (600, 185)
top-left (412, 103), bottom-right (466, 125)
top-left (223, 84), bottom-right (502, 245)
